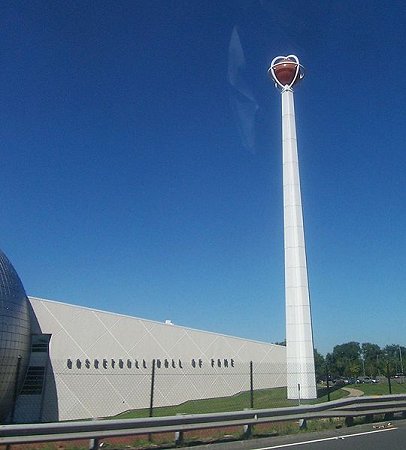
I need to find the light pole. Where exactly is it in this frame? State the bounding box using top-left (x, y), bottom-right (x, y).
top-left (268, 55), bottom-right (317, 399)
top-left (399, 346), bottom-right (404, 375)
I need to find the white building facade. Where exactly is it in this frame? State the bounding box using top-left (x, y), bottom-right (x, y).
top-left (13, 297), bottom-right (286, 422)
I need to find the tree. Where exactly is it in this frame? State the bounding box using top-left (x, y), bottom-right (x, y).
top-left (348, 360), bottom-right (361, 377)
top-left (323, 341), bottom-right (405, 377)
top-left (361, 342), bottom-right (383, 376)
top-left (325, 352), bottom-right (335, 372)
top-left (361, 343), bottom-right (382, 362)
top-left (383, 344), bottom-right (406, 375)
top-left (313, 348), bottom-right (325, 381)
top-left (329, 342), bottom-right (361, 376)
top-left (333, 342), bottom-right (361, 361)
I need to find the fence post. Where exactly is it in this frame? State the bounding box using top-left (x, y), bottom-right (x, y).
top-left (250, 361), bottom-right (254, 409)
top-left (383, 366), bottom-right (395, 420)
top-left (148, 359), bottom-right (156, 442)
top-left (149, 359), bottom-right (156, 417)
top-left (298, 383), bottom-right (301, 406)
top-left (386, 363), bottom-right (392, 395)
top-left (243, 362), bottom-right (255, 439)
top-left (325, 365), bottom-right (331, 402)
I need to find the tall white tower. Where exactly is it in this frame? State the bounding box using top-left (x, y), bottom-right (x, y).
top-left (268, 55), bottom-right (317, 399)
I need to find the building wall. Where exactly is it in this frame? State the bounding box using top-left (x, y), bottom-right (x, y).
top-left (27, 297), bottom-right (287, 421)
top-left (0, 250), bottom-right (31, 422)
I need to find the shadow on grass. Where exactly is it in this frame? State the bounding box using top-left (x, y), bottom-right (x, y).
top-left (316, 384), bottom-right (345, 399)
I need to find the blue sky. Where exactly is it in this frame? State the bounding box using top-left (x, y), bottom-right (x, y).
top-left (1, 1), bottom-right (405, 355)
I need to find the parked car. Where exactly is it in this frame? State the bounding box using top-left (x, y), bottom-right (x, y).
top-left (355, 376), bottom-right (379, 384)
top-left (356, 376), bottom-right (372, 384)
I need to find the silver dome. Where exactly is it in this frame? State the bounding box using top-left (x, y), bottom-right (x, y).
top-left (0, 249), bottom-right (31, 421)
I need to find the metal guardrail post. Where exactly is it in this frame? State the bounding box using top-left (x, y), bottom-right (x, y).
top-left (365, 414), bottom-right (373, 423)
top-left (175, 413), bottom-right (186, 446)
top-left (243, 409), bottom-right (253, 439)
top-left (298, 418), bottom-right (307, 430)
top-left (175, 430), bottom-right (184, 446)
top-left (89, 437), bottom-right (100, 450)
top-left (296, 382), bottom-right (307, 429)
top-left (88, 418), bottom-right (100, 450)
top-left (345, 416), bottom-right (354, 427)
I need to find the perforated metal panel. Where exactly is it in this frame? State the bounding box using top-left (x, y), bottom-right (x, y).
top-left (0, 249), bottom-right (31, 421)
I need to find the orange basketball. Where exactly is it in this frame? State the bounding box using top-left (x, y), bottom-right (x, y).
top-left (273, 62), bottom-right (298, 86)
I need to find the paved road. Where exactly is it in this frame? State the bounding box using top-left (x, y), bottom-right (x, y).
top-left (190, 419), bottom-right (406, 450)
top-left (252, 426), bottom-right (403, 450)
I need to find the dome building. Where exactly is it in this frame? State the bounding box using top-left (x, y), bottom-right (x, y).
top-left (0, 250), bottom-right (31, 421)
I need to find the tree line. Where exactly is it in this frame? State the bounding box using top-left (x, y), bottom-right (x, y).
top-left (314, 342), bottom-right (405, 380)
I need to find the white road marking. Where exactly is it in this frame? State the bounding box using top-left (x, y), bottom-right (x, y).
top-left (253, 427), bottom-right (398, 449)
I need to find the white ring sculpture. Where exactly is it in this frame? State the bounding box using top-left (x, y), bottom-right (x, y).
top-left (268, 55), bottom-right (304, 91)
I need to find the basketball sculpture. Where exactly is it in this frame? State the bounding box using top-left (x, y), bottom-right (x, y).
top-left (268, 55), bottom-right (316, 399)
top-left (268, 55), bottom-right (304, 90)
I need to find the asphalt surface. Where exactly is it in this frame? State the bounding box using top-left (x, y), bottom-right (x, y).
top-left (187, 418), bottom-right (406, 450)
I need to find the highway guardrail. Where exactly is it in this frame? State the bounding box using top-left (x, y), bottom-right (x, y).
top-left (1, 394), bottom-right (405, 448)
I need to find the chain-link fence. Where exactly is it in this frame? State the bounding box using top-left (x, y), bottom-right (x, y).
top-left (7, 357), bottom-right (288, 422)
top-left (323, 363), bottom-right (406, 401)
top-left (4, 356), bottom-right (406, 424)
top-left (385, 363), bottom-right (406, 395)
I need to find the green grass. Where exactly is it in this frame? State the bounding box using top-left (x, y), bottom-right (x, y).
top-left (112, 381), bottom-right (405, 421)
top-left (109, 380), bottom-right (406, 421)
top-left (69, 382), bottom-right (404, 423)
top-left (348, 381), bottom-right (406, 396)
top-left (114, 386), bottom-right (347, 420)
